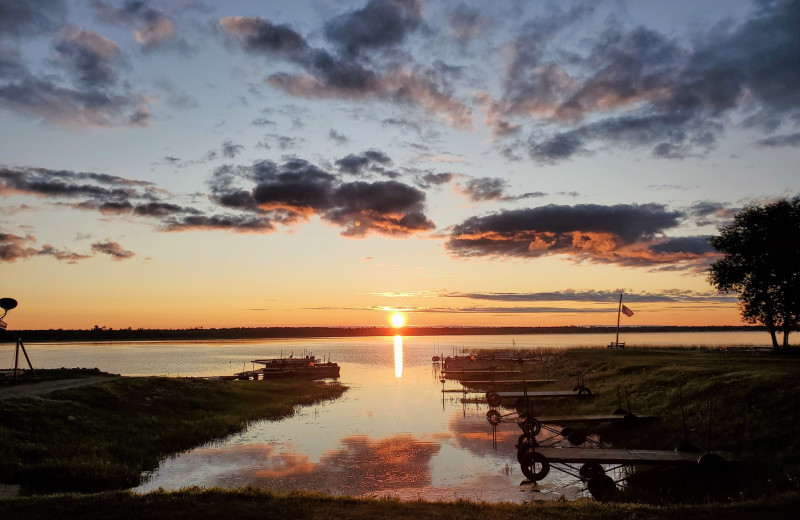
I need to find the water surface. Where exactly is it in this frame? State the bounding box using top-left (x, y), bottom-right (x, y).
top-left (19, 332), bottom-right (771, 502)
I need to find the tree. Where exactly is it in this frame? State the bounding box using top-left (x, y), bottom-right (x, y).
top-left (708, 198), bottom-right (800, 350)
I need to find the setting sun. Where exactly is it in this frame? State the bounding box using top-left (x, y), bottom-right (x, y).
top-left (391, 313), bottom-right (405, 328)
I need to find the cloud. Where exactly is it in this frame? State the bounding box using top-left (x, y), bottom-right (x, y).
top-left (323, 0), bottom-right (423, 56)
top-left (328, 129), bottom-right (349, 145)
top-left (484, 0), bottom-right (800, 162)
top-left (0, 76), bottom-right (150, 128)
top-left (455, 176), bottom-right (549, 202)
top-left (221, 140), bottom-right (244, 158)
top-left (91, 240), bottom-right (134, 260)
top-left (90, 0), bottom-right (182, 53)
top-left (440, 289), bottom-right (737, 304)
top-left (51, 25), bottom-right (121, 88)
top-left (220, 15), bottom-right (472, 130)
top-left (256, 134), bottom-right (304, 151)
top-left (446, 203), bottom-right (717, 269)
top-left (207, 159), bottom-right (435, 237)
top-left (447, 3), bottom-right (486, 45)
top-left (0, 232), bottom-right (38, 262)
top-left (415, 171), bottom-right (454, 189)
top-left (0, 0), bottom-right (68, 37)
top-left (1, 230), bottom-right (127, 263)
top-left (336, 150), bottom-right (392, 176)
top-left (756, 132), bottom-right (800, 148)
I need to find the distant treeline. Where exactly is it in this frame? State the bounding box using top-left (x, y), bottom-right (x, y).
top-left (1, 325), bottom-right (766, 343)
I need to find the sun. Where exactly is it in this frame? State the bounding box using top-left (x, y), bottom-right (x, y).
top-left (391, 313), bottom-right (405, 328)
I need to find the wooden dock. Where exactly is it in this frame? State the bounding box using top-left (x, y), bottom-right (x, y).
top-left (533, 447), bottom-right (702, 465)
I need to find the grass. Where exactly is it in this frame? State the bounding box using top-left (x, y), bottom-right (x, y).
top-left (0, 373), bottom-right (347, 494)
top-left (1, 487), bottom-right (799, 520)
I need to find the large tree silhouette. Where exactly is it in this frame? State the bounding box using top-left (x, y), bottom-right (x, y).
top-left (708, 199), bottom-right (800, 350)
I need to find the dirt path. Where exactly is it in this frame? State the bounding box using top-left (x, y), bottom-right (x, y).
top-left (0, 376), bottom-right (119, 400)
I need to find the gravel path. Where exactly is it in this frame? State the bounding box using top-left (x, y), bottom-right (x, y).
top-left (0, 376), bottom-right (119, 400)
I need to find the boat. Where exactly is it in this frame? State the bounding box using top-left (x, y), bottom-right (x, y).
top-left (234, 355), bottom-right (340, 380)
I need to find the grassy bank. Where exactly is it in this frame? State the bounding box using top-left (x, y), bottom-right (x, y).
top-left (0, 373), bottom-right (346, 494)
top-left (1, 487), bottom-right (799, 520)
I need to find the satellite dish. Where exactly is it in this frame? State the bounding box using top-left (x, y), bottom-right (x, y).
top-left (0, 298), bottom-right (17, 311)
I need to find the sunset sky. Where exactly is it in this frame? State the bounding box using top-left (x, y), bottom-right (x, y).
top-left (2, 0), bottom-right (799, 330)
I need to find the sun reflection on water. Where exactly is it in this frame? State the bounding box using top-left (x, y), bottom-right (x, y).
top-left (394, 335), bottom-right (403, 378)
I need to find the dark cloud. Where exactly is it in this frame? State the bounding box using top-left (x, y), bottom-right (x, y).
top-left (0, 0), bottom-right (67, 37)
top-left (447, 3), bottom-right (486, 45)
top-left (415, 171), bottom-right (454, 188)
top-left (1, 230), bottom-right (122, 263)
top-left (52, 26), bottom-right (120, 88)
top-left (336, 150), bottom-right (392, 176)
top-left (161, 214), bottom-right (277, 232)
top-left (0, 232), bottom-right (38, 262)
top-left (221, 140), bottom-right (244, 158)
top-left (251, 117), bottom-right (276, 127)
top-left (328, 129), bottom-right (349, 144)
top-left (220, 15), bottom-right (472, 130)
top-left (256, 134), bottom-right (304, 151)
top-left (486, 0), bottom-right (800, 162)
top-left (207, 159), bottom-right (434, 237)
top-left (686, 200), bottom-right (739, 227)
top-left (0, 166), bottom-right (149, 200)
top-left (0, 76), bottom-right (150, 127)
top-left (457, 176), bottom-right (547, 202)
top-left (459, 177), bottom-right (508, 201)
top-left (440, 289), bottom-right (736, 304)
top-left (90, 0), bottom-right (182, 53)
top-left (756, 132), bottom-right (800, 148)
top-left (327, 180), bottom-right (434, 236)
top-left (38, 244), bottom-right (91, 262)
top-left (446, 203), bottom-right (717, 269)
top-left (91, 240), bottom-right (134, 260)
top-left (323, 0), bottom-right (423, 56)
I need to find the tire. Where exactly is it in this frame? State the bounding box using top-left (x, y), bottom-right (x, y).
top-left (523, 417), bottom-right (541, 436)
top-left (486, 392), bottom-right (503, 408)
top-left (697, 452), bottom-right (727, 472)
top-left (486, 409), bottom-right (502, 426)
top-left (579, 463), bottom-right (604, 481)
top-left (520, 451), bottom-right (550, 482)
top-left (577, 387), bottom-right (592, 397)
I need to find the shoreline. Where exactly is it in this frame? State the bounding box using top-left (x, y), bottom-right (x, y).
top-left (3, 325), bottom-right (771, 344)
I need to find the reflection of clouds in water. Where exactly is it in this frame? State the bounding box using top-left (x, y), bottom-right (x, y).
top-left (447, 412), bottom-right (520, 458)
top-left (250, 434), bottom-right (441, 495)
top-left (144, 434), bottom-right (442, 496)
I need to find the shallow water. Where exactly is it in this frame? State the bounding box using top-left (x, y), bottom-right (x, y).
top-left (17, 331), bottom-right (772, 502)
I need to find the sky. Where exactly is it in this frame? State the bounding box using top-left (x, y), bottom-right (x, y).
top-left (1, 0), bottom-right (799, 330)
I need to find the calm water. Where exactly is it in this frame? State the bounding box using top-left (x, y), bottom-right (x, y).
top-left (16, 332), bottom-right (772, 502)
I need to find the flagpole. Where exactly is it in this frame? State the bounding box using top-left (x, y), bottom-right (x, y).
top-left (615, 293), bottom-right (622, 347)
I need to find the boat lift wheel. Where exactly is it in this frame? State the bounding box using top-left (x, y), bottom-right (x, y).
top-left (486, 409), bottom-right (502, 426)
top-left (486, 392), bottom-right (503, 408)
top-left (520, 450), bottom-right (550, 482)
top-left (522, 417), bottom-right (541, 436)
top-left (578, 463), bottom-right (605, 481)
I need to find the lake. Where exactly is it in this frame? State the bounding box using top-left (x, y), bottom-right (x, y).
top-left (18, 331), bottom-right (772, 502)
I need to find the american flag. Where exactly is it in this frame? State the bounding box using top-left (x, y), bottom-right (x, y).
top-left (621, 305), bottom-right (634, 317)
